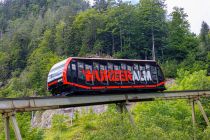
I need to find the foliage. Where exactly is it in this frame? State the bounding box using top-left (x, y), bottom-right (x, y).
top-left (39, 100), bottom-right (210, 140)
top-left (0, 113), bottom-right (44, 140)
top-left (170, 70), bottom-right (210, 90)
top-left (161, 60), bottom-right (179, 78)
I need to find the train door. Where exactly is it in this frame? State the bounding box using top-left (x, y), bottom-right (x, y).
top-left (68, 60), bottom-right (77, 83)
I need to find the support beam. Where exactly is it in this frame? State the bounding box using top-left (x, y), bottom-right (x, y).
top-left (191, 100), bottom-right (196, 140)
top-left (11, 115), bottom-right (22, 140)
top-left (3, 114), bottom-right (10, 140)
top-left (123, 103), bottom-right (135, 126)
top-left (116, 102), bottom-right (135, 126)
top-left (196, 100), bottom-right (210, 126)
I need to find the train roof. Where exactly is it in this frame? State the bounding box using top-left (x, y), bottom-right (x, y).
top-left (69, 57), bottom-right (157, 63)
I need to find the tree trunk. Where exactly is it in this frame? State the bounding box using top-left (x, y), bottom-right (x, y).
top-left (120, 26), bottom-right (122, 52)
top-left (112, 34), bottom-right (115, 55)
top-left (152, 26), bottom-right (155, 60)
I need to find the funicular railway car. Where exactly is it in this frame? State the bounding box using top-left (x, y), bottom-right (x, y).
top-left (47, 57), bottom-right (165, 96)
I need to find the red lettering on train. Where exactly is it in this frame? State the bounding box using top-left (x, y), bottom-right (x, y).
top-left (83, 70), bottom-right (133, 82)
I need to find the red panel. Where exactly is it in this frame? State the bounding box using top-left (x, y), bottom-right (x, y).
top-left (63, 57), bottom-right (72, 84)
top-left (157, 81), bottom-right (164, 86)
top-left (133, 85), bottom-right (145, 88)
top-left (63, 81), bottom-right (165, 90)
top-left (65, 82), bottom-right (90, 89)
top-left (120, 86), bottom-right (132, 88)
top-left (48, 80), bottom-right (58, 87)
top-left (92, 86), bottom-right (104, 89)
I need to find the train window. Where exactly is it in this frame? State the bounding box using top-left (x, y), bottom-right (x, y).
top-left (100, 64), bottom-right (108, 85)
top-left (121, 63), bottom-right (126, 70)
top-left (134, 64), bottom-right (139, 70)
top-left (127, 65), bottom-right (132, 71)
top-left (78, 62), bottom-right (85, 80)
top-left (157, 67), bottom-right (164, 81)
top-left (150, 65), bottom-right (158, 83)
top-left (72, 63), bottom-right (76, 70)
top-left (93, 62), bottom-right (99, 70)
top-left (145, 64), bottom-right (150, 70)
top-left (138, 65), bottom-right (146, 83)
top-left (85, 64), bottom-right (92, 71)
top-left (145, 64), bottom-right (153, 83)
top-left (126, 65), bottom-right (133, 84)
top-left (132, 64), bottom-right (139, 84)
top-left (139, 65), bottom-right (145, 71)
top-left (114, 64), bottom-right (121, 84)
top-left (100, 64), bottom-right (105, 70)
top-left (114, 65), bottom-right (119, 70)
top-left (108, 63), bottom-right (113, 70)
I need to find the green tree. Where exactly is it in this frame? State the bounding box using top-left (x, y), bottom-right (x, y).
top-left (55, 20), bottom-right (66, 56)
top-left (166, 7), bottom-right (190, 61)
top-left (198, 21), bottom-right (210, 61)
top-left (138, 0), bottom-right (167, 60)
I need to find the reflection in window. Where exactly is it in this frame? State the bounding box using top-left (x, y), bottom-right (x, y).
top-left (114, 65), bottom-right (119, 70)
top-left (108, 63), bottom-right (113, 70)
top-left (93, 62), bottom-right (99, 70)
top-left (78, 62), bottom-right (84, 80)
top-left (127, 65), bottom-right (132, 71)
top-left (134, 64), bottom-right (139, 70)
top-left (72, 64), bottom-right (76, 70)
top-left (121, 63), bottom-right (126, 70)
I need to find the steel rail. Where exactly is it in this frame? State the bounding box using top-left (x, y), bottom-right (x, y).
top-left (0, 90), bottom-right (209, 113)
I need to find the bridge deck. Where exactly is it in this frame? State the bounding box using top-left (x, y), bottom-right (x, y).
top-left (0, 90), bottom-right (210, 113)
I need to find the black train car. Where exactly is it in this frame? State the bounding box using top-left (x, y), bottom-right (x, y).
top-left (47, 57), bottom-right (165, 95)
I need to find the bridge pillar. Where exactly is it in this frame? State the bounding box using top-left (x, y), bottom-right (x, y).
top-left (2, 112), bottom-right (22, 140)
top-left (116, 102), bottom-right (135, 126)
top-left (196, 100), bottom-right (210, 126)
top-left (190, 98), bottom-right (210, 140)
top-left (2, 114), bottom-right (10, 140)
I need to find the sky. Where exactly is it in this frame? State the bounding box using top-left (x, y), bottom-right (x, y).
top-left (165, 0), bottom-right (210, 34)
top-left (89, 0), bottom-right (210, 34)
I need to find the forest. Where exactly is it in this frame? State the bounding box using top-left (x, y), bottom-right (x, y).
top-left (0, 0), bottom-right (209, 139)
